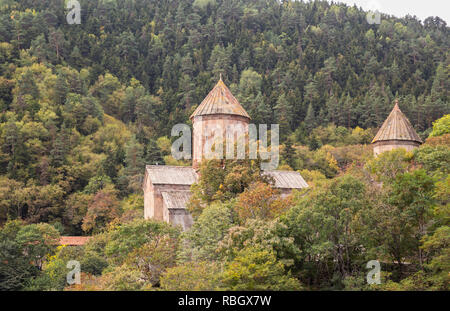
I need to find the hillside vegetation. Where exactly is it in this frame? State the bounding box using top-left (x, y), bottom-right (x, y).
top-left (0, 0), bottom-right (448, 291)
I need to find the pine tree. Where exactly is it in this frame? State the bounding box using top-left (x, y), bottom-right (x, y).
top-left (145, 139), bottom-right (164, 166)
top-left (54, 73), bottom-right (68, 106)
top-left (124, 136), bottom-right (146, 193)
top-left (326, 94), bottom-right (339, 125)
top-left (304, 102), bottom-right (316, 131)
top-left (308, 135), bottom-right (320, 151)
top-left (275, 93), bottom-right (294, 138)
top-left (281, 138), bottom-right (296, 170)
top-left (50, 130), bottom-right (67, 168)
top-left (342, 94), bottom-right (353, 128)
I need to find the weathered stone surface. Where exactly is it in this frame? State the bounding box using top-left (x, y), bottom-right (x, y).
top-left (192, 114), bottom-right (249, 169)
top-left (190, 77), bottom-right (251, 120)
top-left (373, 140), bottom-right (421, 156)
top-left (372, 101), bottom-right (422, 156)
top-left (264, 170), bottom-right (309, 189)
top-left (143, 181), bottom-right (193, 223)
top-left (143, 78), bottom-right (308, 231)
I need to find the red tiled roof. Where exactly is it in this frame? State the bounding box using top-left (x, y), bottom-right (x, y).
top-left (59, 236), bottom-right (91, 246)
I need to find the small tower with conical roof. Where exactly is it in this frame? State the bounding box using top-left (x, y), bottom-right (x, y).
top-left (190, 77), bottom-right (251, 168)
top-left (372, 100), bottom-right (423, 156)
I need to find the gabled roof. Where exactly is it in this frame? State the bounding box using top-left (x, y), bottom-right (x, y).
top-left (161, 191), bottom-right (192, 210)
top-left (372, 101), bottom-right (423, 144)
top-left (145, 166), bottom-right (308, 190)
top-left (190, 77), bottom-right (251, 120)
top-left (60, 236), bottom-right (91, 246)
top-left (264, 170), bottom-right (309, 189)
top-left (146, 165), bottom-right (197, 185)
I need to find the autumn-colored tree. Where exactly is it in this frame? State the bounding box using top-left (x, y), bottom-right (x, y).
top-left (82, 186), bottom-right (121, 234)
top-left (365, 148), bottom-right (413, 182)
top-left (235, 181), bottom-right (291, 223)
top-left (63, 192), bottom-right (93, 235)
top-left (188, 158), bottom-right (270, 217)
top-left (98, 264), bottom-right (147, 291)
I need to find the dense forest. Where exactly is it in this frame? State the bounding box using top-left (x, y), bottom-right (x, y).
top-left (0, 0), bottom-right (448, 291)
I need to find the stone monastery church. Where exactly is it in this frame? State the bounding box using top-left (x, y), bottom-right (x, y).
top-left (142, 77), bottom-right (309, 230)
top-left (142, 78), bottom-right (423, 231)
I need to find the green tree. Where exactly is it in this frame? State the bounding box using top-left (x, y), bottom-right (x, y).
top-left (389, 170), bottom-right (436, 266)
top-left (429, 114), bottom-right (450, 138)
top-left (366, 148), bottom-right (413, 182)
top-left (281, 175), bottom-right (369, 288)
top-left (222, 245), bottom-right (302, 291)
top-left (234, 181), bottom-right (290, 223)
top-left (179, 201), bottom-right (235, 262)
top-left (0, 221), bottom-right (60, 290)
top-left (281, 138), bottom-right (296, 169)
top-left (125, 234), bottom-right (178, 286)
top-left (188, 159), bottom-right (269, 217)
top-left (420, 226), bottom-right (450, 289)
top-left (123, 135), bottom-right (145, 193)
top-left (82, 186), bottom-right (121, 234)
top-left (275, 93), bottom-right (294, 136)
top-left (304, 102), bottom-right (316, 132)
top-left (160, 261), bottom-right (223, 291)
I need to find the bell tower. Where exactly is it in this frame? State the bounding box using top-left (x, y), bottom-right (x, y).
top-left (190, 77), bottom-right (251, 169)
top-left (372, 100), bottom-right (423, 156)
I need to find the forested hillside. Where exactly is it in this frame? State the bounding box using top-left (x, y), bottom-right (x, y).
top-left (1, 0), bottom-right (448, 132)
top-left (0, 0), bottom-right (448, 291)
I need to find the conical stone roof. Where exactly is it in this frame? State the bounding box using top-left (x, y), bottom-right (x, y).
top-left (190, 77), bottom-right (251, 120)
top-left (372, 101), bottom-right (423, 144)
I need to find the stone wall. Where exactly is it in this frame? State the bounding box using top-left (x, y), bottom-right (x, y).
top-left (144, 178), bottom-right (191, 222)
top-left (168, 209), bottom-right (194, 231)
top-left (279, 188), bottom-right (295, 197)
top-left (373, 140), bottom-right (421, 157)
top-left (143, 173), bottom-right (155, 220)
top-left (192, 114), bottom-right (250, 168)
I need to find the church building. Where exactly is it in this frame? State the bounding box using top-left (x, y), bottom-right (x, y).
top-left (372, 100), bottom-right (423, 156)
top-left (143, 77), bottom-right (309, 230)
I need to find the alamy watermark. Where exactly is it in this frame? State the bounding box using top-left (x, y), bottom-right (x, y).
top-left (171, 121), bottom-right (280, 170)
top-left (66, 0), bottom-right (81, 25)
top-left (366, 260), bottom-right (381, 285)
top-left (66, 260), bottom-right (81, 285)
top-left (366, 0), bottom-right (382, 25)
